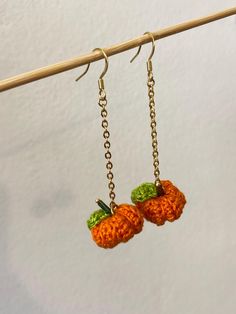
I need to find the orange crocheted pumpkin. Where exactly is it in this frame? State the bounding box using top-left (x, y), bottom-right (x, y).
top-left (131, 180), bottom-right (186, 226)
top-left (87, 200), bottom-right (144, 248)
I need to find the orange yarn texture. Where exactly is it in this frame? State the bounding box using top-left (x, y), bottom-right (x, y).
top-left (91, 204), bottom-right (144, 248)
top-left (136, 180), bottom-right (186, 226)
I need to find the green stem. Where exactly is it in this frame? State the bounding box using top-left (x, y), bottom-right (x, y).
top-left (96, 199), bottom-right (112, 215)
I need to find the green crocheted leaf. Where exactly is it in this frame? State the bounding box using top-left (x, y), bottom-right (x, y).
top-left (131, 182), bottom-right (158, 204)
top-left (87, 209), bottom-right (111, 230)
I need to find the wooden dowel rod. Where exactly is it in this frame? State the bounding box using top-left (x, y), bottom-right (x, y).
top-left (0, 7), bottom-right (235, 93)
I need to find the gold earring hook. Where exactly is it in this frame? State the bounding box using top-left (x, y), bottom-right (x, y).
top-left (93, 48), bottom-right (109, 79)
top-left (130, 32), bottom-right (156, 63)
top-left (75, 63), bottom-right (90, 82)
top-left (75, 48), bottom-right (108, 82)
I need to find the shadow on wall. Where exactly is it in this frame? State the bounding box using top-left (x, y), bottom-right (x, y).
top-left (0, 183), bottom-right (47, 314)
top-left (31, 189), bottom-right (74, 218)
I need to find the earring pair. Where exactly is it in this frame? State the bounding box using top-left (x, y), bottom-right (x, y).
top-left (76, 33), bottom-right (186, 249)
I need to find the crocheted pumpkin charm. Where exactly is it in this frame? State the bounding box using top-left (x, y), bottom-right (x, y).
top-left (87, 199), bottom-right (143, 248)
top-left (131, 180), bottom-right (186, 226)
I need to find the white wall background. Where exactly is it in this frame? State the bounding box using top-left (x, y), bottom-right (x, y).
top-left (0, 1), bottom-right (236, 313)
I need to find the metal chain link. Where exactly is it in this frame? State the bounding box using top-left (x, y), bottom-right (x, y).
top-left (147, 60), bottom-right (163, 192)
top-left (98, 80), bottom-right (117, 210)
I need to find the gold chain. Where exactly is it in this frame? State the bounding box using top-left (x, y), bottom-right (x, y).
top-left (98, 78), bottom-right (117, 210)
top-left (147, 60), bottom-right (163, 192)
